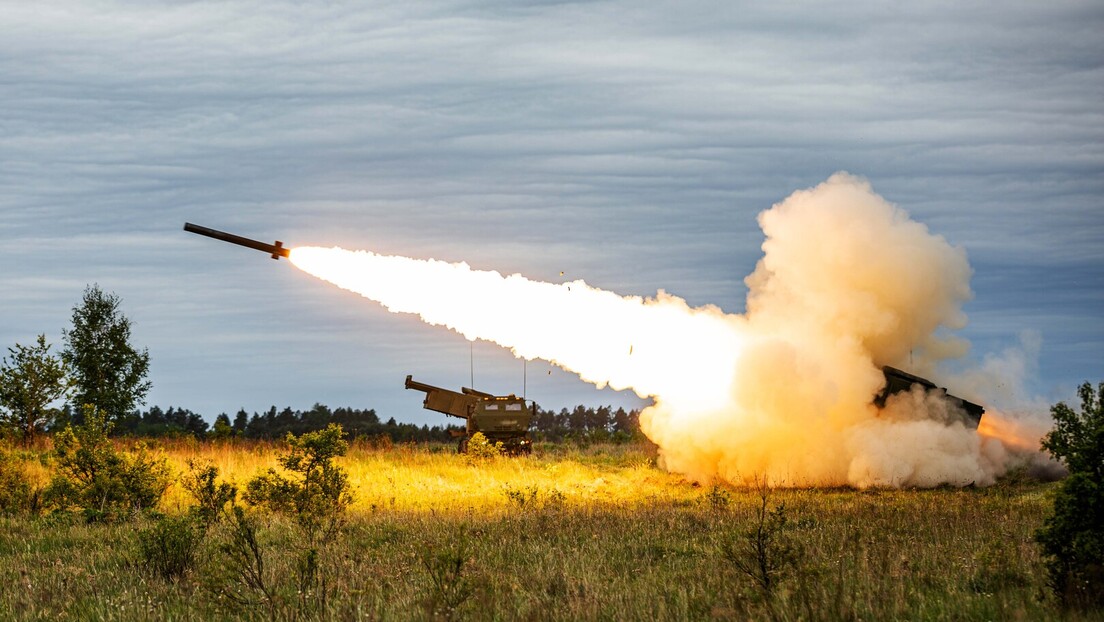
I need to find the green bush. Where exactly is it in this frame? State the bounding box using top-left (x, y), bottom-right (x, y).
top-left (1036, 381), bottom-right (1104, 608)
top-left (137, 514), bottom-right (204, 582)
top-left (45, 405), bottom-right (169, 521)
top-left (182, 459), bottom-right (237, 529)
top-left (136, 461), bottom-right (234, 583)
top-left (244, 424), bottom-right (352, 544)
top-left (242, 425), bottom-right (353, 615)
top-left (464, 432), bottom-right (503, 463)
top-left (0, 450), bottom-right (40, 515)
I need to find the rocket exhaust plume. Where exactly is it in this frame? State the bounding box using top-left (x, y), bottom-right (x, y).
top-left (288, 173), bottom-right (1044, 487)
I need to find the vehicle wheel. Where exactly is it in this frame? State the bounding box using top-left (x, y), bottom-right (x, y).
top-left (457, 437), bottom-right (469, 454)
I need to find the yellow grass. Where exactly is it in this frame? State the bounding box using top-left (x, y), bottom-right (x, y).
top-left (147, 439), bottom-right (689, 515)
top-left (0, 437), bottom-right (1079, 620)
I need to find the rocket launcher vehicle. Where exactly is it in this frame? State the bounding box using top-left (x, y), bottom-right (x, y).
top-left (876, 366), bottom-right (984, 428)
top-left (405, 375), bottom-right (535, 455)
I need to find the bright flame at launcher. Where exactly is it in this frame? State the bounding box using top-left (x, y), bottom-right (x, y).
top-left (287, 173), bottom-right (1041, 488)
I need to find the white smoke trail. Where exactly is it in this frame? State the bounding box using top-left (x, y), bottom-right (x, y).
top-left (290, 172), bottom-right (1045, 487)
top-left (290, 246), bottom-right (745, 413)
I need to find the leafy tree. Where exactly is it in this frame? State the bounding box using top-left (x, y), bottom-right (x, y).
top-left (62, 284), bottom-right (151, 424)
top-left (1036, 381), bottom-right (1104, 608)
top-left (1041, 382), bottom-right (1104, 480)
top-left (0, 334), bottom-right (70, 443)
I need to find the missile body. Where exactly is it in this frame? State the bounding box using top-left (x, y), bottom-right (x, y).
top-left (183, 223), bottom-right (290, 260)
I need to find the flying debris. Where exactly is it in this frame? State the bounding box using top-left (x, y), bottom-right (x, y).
top-left (183, 222), bottom-right (290, 260)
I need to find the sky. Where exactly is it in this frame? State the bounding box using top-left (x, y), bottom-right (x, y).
top-left (1, 1), bottom-right (1101, 427)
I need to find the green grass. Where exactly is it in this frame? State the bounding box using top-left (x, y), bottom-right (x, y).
top-left (0, 440), bottom-right (1098, 620)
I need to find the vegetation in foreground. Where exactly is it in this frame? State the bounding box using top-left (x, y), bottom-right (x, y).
top-left (1035, 381), bottom-right (1104, 609)
top-left (0, 438), bottom-right (1095, 621)
top-left (0, 283), bottom-right (1101, 618)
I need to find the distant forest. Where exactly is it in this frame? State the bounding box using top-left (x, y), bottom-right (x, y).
top-left (49, 402), bottom-right (645, 444)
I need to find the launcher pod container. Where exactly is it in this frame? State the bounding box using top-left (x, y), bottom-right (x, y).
top-left (405, 375), bottom-right (534, 455)
top-left (875, 366), bottom-right (984, 428)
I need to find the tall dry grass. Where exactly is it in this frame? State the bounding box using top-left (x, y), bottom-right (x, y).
top-left (0, 439), bottom-right (1086, 621)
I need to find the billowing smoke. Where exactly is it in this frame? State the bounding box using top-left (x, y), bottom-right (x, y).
top-left (290, 172), bottom-right (1047, 487)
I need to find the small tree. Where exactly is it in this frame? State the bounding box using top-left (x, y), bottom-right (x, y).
top-left (245, 423), bottom-right (352, 544)
top-left (1036, 381), bottom-right (1104, 608)
top-left (721, 483), bottom-right (796, 602)
top-left (182, 459), bottom-right (238, 529)
top-left (243, 424), bottom-right (352, 612)
top-left (62, 285), bottom-right (151, 424)
top-left (0, 334), bottom-right (70, 443)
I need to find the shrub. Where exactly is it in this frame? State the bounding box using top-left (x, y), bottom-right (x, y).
top-left (721, 486), bottom-right (796, 601)
top-left (1035, 381), bottom-right (1104, 608)
top-left (705, 484), bottom-right (731, 512)
top-left (137, 514), bottom-right (204, 582)
top-left (502, 485), bottom-right (566, 511)
top-left (0, 450), bottom-right (40, 515)
top-left (215, 506), bottom-right (277, 612)
top-left (45, 405), bottom-right (169, 521)
top-left (503, 485), bottom-right (538, 510)
top-left (464, 432), bottom-right (503, 463)
top-left (182, 459), bottom-right (237, 529)
top-left (241, 423), bottom-right (352, 615)
top-left (137, 461), bottom-right (235, 583)
top-left (244, 423), bottom-right (352, 544)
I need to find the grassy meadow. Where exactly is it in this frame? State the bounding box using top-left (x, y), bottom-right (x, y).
top-left (0, 439), bottom-right (1094, 621)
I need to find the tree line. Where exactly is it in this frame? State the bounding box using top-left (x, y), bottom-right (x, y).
top-left (0, 284), bottom-right (644, 444)
top-left (42, 401), bottom-right (644, 444)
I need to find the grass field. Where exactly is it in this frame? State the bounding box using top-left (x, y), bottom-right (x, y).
top-left (0, 439), bottom-right (1095, 621)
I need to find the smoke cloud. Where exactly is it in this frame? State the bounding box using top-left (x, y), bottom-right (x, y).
top-left (291, 172), bottom-right (1049, 487)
